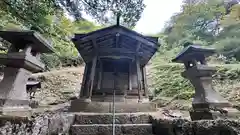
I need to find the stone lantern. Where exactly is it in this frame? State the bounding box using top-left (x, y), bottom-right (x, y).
top-left (27, 77), bottom-right (41, 99)
top-left (0, 30), bottom-right (53, 116)
top-left (172, 45), bottom-right (231, 120)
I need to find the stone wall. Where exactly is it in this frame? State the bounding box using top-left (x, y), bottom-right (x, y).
top-left (151, 117), bottom-right (240, 135)
top-left (1, 112), bottom-right (240, 135)
top-left (0, 112), bottom-right (74, 135)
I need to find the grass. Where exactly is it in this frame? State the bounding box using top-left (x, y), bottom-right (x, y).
top-left (149, 62), bottom-right (240, 102)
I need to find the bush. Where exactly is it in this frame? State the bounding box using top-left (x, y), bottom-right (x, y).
top-left (214, 38), bottom-right (240, 60)
top-left (59, 56), bottom-right (84, 67)
top-left (150, 62), bottom-right (240, 101)
top-left (150, 63), bottom-right (194, 98)
top-left (41, 54), bottom-right (61, 70)
top-left (41, 53), bottom-right (84, 70)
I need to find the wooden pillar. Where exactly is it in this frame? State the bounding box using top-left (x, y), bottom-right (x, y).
top-left (128, 61), bottom-right (132, 91)
top-left (142, 66), bottom-right (148, 98)
top-left (136, 56), bottom-right (142, 102)
top-left (113, 65), bottom-right (117, 95)
top-left (80, 63), bottom-right (89, 98)
top-left (87, 39), bottom-right (98, 100)
top-left (97, 59), bottom-right (102, 90)
top-left (88, 56), bottom-right (97, 99)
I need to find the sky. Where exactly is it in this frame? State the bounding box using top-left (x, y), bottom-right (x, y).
top-left (82, 0), bottom-right (183, 35)
top-left (134, 0), bottom-right (183, 35)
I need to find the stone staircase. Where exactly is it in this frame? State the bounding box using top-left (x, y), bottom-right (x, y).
top-left (70, 113), bottom-right (154, 135)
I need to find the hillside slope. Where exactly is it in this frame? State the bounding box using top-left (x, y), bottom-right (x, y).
top-left (33, 66), bottom-right (84, 105)
top-left (33, 63), bottom-right (240, 109)
top-left (32, 65), bottom-right (155, 106)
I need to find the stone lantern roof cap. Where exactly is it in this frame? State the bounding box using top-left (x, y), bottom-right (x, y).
top-left (0, 30), bottom-right (54, 53)
top-left (172, 45), bottom-right (216, 63)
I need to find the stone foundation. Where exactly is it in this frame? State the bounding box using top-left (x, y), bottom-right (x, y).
top-left (151, 118), bottom-right (240, 135)
top-left (74, 113), bottom-right (151, 124)
top-left (0, 111), bottom-right (240, 135)
top-left (70, 124), bottom-right (153, 135)
top-left (190, 107), bottom-right (240, 120)
top-left (71, 112), bottom-right (153, 135)
top-left (0, 106), bottom-right (32, 117)
top-left (69, 99), bottom-right (157, 113)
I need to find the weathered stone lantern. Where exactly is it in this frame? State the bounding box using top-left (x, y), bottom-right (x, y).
top-left (27, 77), bottom-right (41, 99)
top-left (0, 30), bottom-right (53, 116)
top-left (172, 45), bottom-right (231, 120)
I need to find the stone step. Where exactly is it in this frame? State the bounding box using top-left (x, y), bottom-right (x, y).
top-left (70, 99), bottom-right (157, 113)
top-left (74, 113), bottom-right (151, 124)
top-left (70, 124), bottom-right (153, 135)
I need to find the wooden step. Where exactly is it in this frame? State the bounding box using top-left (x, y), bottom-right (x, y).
top-left (70, 124), bottom-right (153, 135)
top-left (74, 113), bottom-right (151, 124)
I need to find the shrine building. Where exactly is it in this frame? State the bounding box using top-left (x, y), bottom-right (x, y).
top-left (72, 23), bottom-right (160, 103)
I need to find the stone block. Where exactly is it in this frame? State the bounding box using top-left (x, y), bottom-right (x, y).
top-left (69, 99), bottom-right (157, 113)
top-left (74, 113), bottom-right (151, 124)
top-left (70, 124), bottom-right (153, 135)
top-left (190, 108), bottom-right (240, 121)
top-left (0, 106), bottom-right (32, 117)
top-left (190, 110), bottom-right (215, 120)
top-left (0, 68), bottom-right (32, 116)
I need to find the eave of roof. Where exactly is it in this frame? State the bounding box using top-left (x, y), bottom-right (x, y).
top-left (72, 25), bottom-right (160, 48)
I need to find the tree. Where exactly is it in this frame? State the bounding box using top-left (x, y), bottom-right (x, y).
top-left (1, 0), bottom-right (145, 28)
top-left (163, 0), bottom-right (225, 48)
top-left (58, 0), bottom-right (145, 27)
top-left (214, 4), bottom-right (240, 60)
top-left (0, 0), bottom-right (103, 68)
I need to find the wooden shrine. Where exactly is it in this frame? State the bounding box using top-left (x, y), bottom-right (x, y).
top-left (70, 23), bottom-right (159, 112)
top-left (72, 24), bottom-right (159, 103)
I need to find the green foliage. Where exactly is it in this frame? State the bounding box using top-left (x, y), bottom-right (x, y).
top-left (41, 53), bottom-right (84, 70)
top-left (59, 56), bottom-right (84, 67)
top-left (0, 0), bottom-right (104, 69)
top-left (157, 1), bottom-right (240, 63)
top-left (58, 0), bottom-right (145, 27)
top-left (150, 63), bottom-right (240, 100)
top-left (1, 0), bottom-right (145, 28)
top-left (41, 54), bottom-right (62, 70)
top-left (164, 0), bottom-right (225, 47)
top-left (150, 63), bottom-right (193, 98)
top-left (0, 0), bottom-right (145, 69)
top-left (214, 38), bottom-right (240, 60)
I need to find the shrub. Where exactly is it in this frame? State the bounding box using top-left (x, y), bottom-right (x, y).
top-left (40, 53), bottom-right (84, 70)
top-left (59, 56), bottom-right (84, 67)
top-left (150, 62), bottom-right (240, 101)
top-left (150, 63), bottom-right (194, 99)
top-left (214, 38), bottom-right (240, 61)
top-left (41, 54), bottom-right (61, 70)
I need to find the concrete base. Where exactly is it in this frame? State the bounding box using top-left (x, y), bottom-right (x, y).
top-left (0, 106), bottom-right (32, 117)
top-left (189, 107), bottom-right (240, 120)
top-left (190, 110), bottom-right (215, 120)
top-left (0, 67), bottom-right (33, 117)
top-left (69, 99), bottom-right (157, 113)
top-left (0, 98), bottom-right (32, 117)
